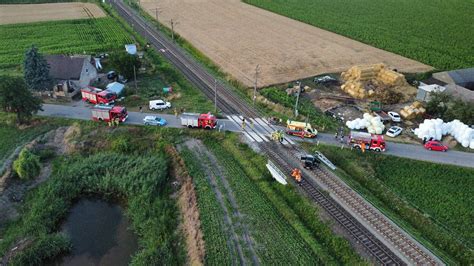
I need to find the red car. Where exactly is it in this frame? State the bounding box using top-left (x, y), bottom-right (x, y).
top-left (424, 141), bottom-right (448, 152)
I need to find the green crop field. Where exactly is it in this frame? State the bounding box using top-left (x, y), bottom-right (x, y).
top-left (181, 134), bottom-right (364, 265)
top-left (244, 0), bottom-right (474, 70)
top-left (0, 17), bottom-right (133, 72)
top-left (311, 144), bottom-right (474, 264)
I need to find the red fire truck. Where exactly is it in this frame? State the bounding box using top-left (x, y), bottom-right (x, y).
top-left (180, 112), bottom-right (217, 129)
top-left (81, 87), bottom-right (117, 105)
top-left (349, 131), bottom-right (386, 152)
top-left (91, 105), bottom-right (128, 123)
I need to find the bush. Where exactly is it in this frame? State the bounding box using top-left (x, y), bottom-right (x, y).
top-left (13, 148), bottom-right (41, 180)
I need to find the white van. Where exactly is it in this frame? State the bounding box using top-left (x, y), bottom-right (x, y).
top-left (149, 100), bottom-right (171, 110)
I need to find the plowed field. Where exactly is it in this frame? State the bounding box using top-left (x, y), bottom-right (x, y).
top-left (142, 0), bottom-right (432, 87)
top-left (0, 3), bottom-right (105, 25)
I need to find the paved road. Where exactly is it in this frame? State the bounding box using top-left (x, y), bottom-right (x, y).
top-left (39, 104), bottom-right (474, 168)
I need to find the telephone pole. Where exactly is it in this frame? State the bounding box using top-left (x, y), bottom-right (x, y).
top-left (214, 79), bottom-right (217, 113)
top-left (294, 81), bottom-right (301, 117)
top-left (170, 19), bottom-right (178, 41)
top-left (133, 65), bottom-right (138, 92)
top-left (253, 64), bottom-right (260, 106)
top-left (153, 7), bottom-right (162, 27)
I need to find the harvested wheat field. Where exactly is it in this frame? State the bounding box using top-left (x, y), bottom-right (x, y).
top-left (0, 3), bottom-right (105, 25)
top-left (142, 0), bottom-right (432, 87)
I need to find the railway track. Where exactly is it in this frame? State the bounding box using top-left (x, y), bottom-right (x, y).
top-left (109, 1), bottom-right (441, 264)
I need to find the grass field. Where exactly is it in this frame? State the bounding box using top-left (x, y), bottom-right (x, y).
top-left (0, 115), bottom-right (58, 167)
top-left (244, 0), bottom-right (474, 70)
top-left (181, 133), bottom-right (364, 264)
top-left (309, 144), bottom-right (474, 264)
top-left (0, 17), bottom-right (133, 72)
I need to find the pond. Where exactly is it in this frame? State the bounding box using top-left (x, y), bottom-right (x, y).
top-left (51, 199), bottom-right (138, 266)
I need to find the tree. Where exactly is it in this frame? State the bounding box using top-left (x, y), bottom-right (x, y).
top-left (24, 45), bottom-right (52, 91)
top-left (109, 51), bottom-right (141, 80)
top-left (425, 92), bottom-right (451, 118)
top-left (0, 76), bottom-right (43, 124)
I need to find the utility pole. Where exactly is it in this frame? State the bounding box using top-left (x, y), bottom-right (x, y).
top-left (214, 79), bottom-right (217, 113)
top-left (170, 19), bottom-right (178, 41)
top-left (153, 8), bottom-right (162, 28)
top-left (133, 65), bottom-right (138, 92)
top-left (253, 64), bottom-right (260, 106)
top-left (294, 81), bottom-right (301, 117)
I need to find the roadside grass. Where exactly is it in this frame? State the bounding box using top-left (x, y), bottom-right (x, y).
top-left (0, 124), bottom-right (185, 265)
top-left (304, 143), bottom-right (474, 264)
top-left (260, 87), bottom-right (339, 132)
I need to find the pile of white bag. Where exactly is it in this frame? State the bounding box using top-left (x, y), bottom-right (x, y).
top-left (414, 119), bottom-right (474, 149)
top-left (346, 113), bottom-right (385, 134)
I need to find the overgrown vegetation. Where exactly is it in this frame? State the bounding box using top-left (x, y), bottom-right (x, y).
top-left (0, 125), bottom-right (185, 265)
top-left (260, 87), bottom-right (338, 131)
top-left (244, 0), bottom-right (474, 70)
top-left (426, 92), bottom-right (474, 125)
top-left (0, 114), bottom-right (57, 166)
top-left (181, 133), bottom-right (364, 264)
top-left (0, 76), bottom-right (43, 124)
top-left (308, 144), bottom-right (474, 264)
top-left (13, 148), bottom-right (41, 180)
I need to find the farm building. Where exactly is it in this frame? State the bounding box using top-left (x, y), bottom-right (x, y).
top-left (432, 68), bottom-right (474, 102)
top-left (45, 55), bottom-right (97, 99)
top-left (416, 83), bottom-right (446, 102)
top-left (106, 82), bottom-right (125, 96)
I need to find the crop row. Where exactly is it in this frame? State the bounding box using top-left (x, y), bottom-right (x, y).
top-left (0, 18), bottom-right (133, 71)
top-left (201, 134), bottom-right (364, 264)
top-left (179, 149), bottom-right (234, 265)
top-left (244, 0), bottom-right (474, 70)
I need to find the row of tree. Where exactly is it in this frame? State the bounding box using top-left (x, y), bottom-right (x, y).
top-left (426, 92), bottom-right (474, 125)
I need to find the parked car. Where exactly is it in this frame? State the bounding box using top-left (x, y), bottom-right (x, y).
top-left (314, 75), bottom-right (337, 84)
top-left (149, 100), bottom-right (171, 110)
top-left (388, 111), bottom-right (401, 122)
top-left (424, 141), bottom-right (448, 152)
top-left (386, 126), bottom-right (403, 137)
top-left (324, 109), bottom-right (344, 122)
top-left (143, 116), bottom-right (167, 126)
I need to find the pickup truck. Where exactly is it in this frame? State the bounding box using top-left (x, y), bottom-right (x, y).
top-left (374, 111), bottom-right (391, 122)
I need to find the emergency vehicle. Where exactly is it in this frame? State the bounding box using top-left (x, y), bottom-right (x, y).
top-left (180, 112), bottom-right (217, 129)
top-left (349, 131), bottom-right (386, 152)
top-left (81, 87), bottom-right (117, 105)
top-left (91, 105), bottom-right (128, 123)
top-left (286, 120), bottom-right (317, 138)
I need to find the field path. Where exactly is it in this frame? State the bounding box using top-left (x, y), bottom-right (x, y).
top-left (186, 140), bottom-right (259, 265)
top-left (142, 0), bottom-right (432, 87)
top-left (0, 3), bottom-right (105, 25)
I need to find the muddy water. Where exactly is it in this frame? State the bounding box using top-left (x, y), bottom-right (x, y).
top-left (53, 199), bottom-right (138, 266)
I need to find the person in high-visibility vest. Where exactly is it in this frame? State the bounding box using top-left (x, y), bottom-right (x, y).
top-left (241, 117), bottom-right (246, 130)
top-left (360, 141), bottom-right (366, 153)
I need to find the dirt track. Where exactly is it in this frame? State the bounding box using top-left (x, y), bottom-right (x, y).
top-left (142, 0), bottom-right (432, 87)
top-left (0, 3), bottom-right (105, 25)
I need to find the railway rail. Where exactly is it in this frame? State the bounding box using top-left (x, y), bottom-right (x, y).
top-left (109, 1), bottom-right (442, 264)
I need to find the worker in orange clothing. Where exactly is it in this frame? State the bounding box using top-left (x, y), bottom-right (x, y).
top-left (360, 141), bottom-right (366, 153)
top-left (291, 168), bottom-right (302, 183)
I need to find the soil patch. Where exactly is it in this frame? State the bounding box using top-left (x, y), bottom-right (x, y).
top-left (142, 0), bottom-right (432, 87)
top-left (0, 3), bottom-right (105, 25)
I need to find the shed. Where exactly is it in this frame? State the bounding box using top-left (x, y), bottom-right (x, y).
top-left (125, 44), bottom-right (137, 55)
top-left (416, 83), bottom-right (446, 102)
top-left (106, 82), bottom-right (125, 96)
